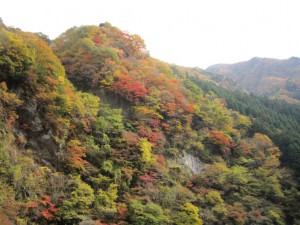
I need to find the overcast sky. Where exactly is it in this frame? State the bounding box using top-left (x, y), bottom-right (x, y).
top-left (0, 0), bottom-right (299, 68)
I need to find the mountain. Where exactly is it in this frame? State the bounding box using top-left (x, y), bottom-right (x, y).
top-left (0, 20), bottom-right (300, 224)
top-left (206, 57), bottom-right (300, 102)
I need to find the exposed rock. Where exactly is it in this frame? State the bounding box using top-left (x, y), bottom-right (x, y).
top-left (41, 159), bottom-right (57, 172)
top-left (178, 151), bottom-right (205, 174)
top-left (19, 99), bottom-right (43, 132)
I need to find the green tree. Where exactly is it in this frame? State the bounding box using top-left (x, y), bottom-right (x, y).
top-left (94, 183), bottom-right (118, 220)
top-left (59, 177), bottom-right (94, 222)
top-left (128, 200), bottom-right (169, 225)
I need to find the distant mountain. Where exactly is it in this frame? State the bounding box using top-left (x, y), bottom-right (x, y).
top-left (206, 57), bottom-right (300, 102)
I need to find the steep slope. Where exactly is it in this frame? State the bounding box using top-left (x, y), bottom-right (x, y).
top-left (0, 20), bottom-right (107, 224)
top-left (0, 20), bottom-right (299, 225)
top-left (52, 23), bottom-right (300, 224)
top-left (206, 57), bottom-right (300, 102)
top-left (188, 77), bottom-right (300, 171)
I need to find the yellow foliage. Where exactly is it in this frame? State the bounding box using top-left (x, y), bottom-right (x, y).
top-left (135, 106), bottom-right (163, 120)
top-left (140, 138), bottom-right (155, 164)
top-left (176, 202), bottom-right (203, 225)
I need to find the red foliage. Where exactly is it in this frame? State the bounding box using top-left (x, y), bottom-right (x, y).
top-left (150, 118), bottom-right (160, 129)
top-left (93, 36), bottom-right (103, 45)
top-left (139, 172), bottom-right (158, 187)
top-left (138, 130), bottom-right (148, 138)
top-left (138, 128), bottom-right (164, 147)
top-left (113, 74), bottom-right (150, 102)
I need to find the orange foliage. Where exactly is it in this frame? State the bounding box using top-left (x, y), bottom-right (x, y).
top-left (153, 154), bottom-right (165, 169)
top-left (38, 195), bottom-right (59, 220)
top-left (183, 103), bottom-right (195, 113)
top-left (254, 210), bottom-right (264, 219)
top-left (161, 122), bottom-right (170, 130)
top-left (39, 195), bottom-right (51, 206)
top-left (5, 114), bottom-right (16, 130)
top-left (209, 130), bottom-right (233, 153)
top-left (229, 211), bottom-right (245, 224)
top-left (66, 140), bottom-right (87, 170)
top-left (41, 209), bottom-right (54, 220)
top-left (25, 201), bottom-right (38, 208)
top-left (45, 76), bottom-right (59, 87)
top-left (81, 118), bottom-right (92, 133)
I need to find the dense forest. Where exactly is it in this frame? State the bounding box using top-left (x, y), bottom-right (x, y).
top-left (0, 20), bottom-right (299, 225)
top-left (188, 77), bottom-right (300, 172)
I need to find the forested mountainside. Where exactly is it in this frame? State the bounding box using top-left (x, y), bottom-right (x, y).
top-left (0, 20), bottom-right (300, 225)
top-left (188, 78), bottom-right (300, 172)
top-left (206, 57), bottom-right (300, 102)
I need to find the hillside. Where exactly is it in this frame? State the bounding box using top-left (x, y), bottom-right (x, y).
top-left (206, 57), bottom-right (300, 102)
top-left (188, 77), bottom-right (300, 171)
top-left (0, 21), bottom-right (299, 224)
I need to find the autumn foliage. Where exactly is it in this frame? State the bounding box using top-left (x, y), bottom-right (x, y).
top-left (113, 74), bottom-right (150, 102)
top-left (0, 21), bottom-right (298, 225)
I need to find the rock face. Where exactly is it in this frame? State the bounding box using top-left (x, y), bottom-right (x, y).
top-left (22, 99), bottom-right (43, 132)
top-left (17, 97), bottom-right (61, 170)
top-left (179, 151), bottom-right (205, 174)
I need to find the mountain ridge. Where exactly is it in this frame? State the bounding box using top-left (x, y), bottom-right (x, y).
top-left (206, 56), bottom-right (300, 102)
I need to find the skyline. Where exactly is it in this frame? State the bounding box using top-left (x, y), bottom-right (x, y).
top-left (0, 0), bottom-right (299, 68)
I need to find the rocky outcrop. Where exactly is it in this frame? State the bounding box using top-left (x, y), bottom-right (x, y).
top-left (16, 96), bottom-right (61, 170)
top-left (178, 151), bottom-right (205, 174)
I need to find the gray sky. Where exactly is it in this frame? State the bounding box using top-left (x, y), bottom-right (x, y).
top-left (0, 0), bottom-right (299, 68)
